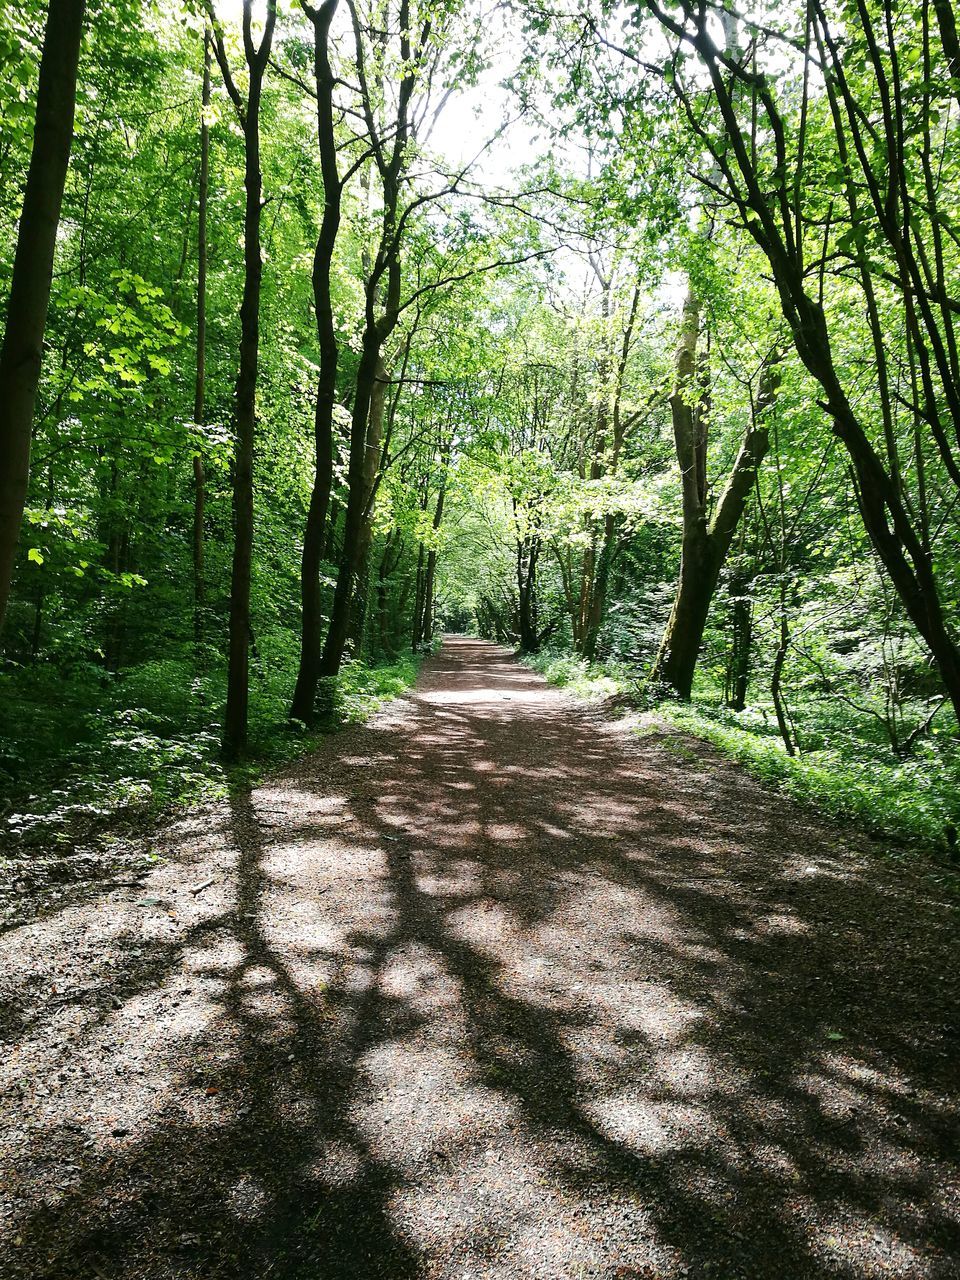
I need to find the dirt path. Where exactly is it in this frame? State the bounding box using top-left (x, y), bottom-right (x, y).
top-left (1, 637), bottom-right (958, 1279)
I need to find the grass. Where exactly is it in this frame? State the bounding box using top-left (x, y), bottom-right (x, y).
top-left (525, 647), bottom-right (960, 855)
top-left (0, 635), bottom-right (420, 853)
top-left (523, 650), bottom-right (635, 703)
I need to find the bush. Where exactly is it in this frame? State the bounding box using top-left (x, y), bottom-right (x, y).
top-left (0, 641), bottom-right (420, 853)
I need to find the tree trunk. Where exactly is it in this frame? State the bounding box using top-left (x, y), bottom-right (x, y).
top-left (214, 1), bottom-right (277, 760)
top-left (319, 340), bottom-right (384, 676)
top-left (726, 568), bottom-right (753, 711)
top-left (346, 355), bottom-right (389, 654)
top-left (421, 468), bottom-right (448, 647)
top-left (771, 585), bottom-right (796, 756)
top-left (517, 536), bottom-right (540, 652)
top-left (316, 0), bottom-right (416, 677)
top-left (582, 515), bottom-right (616, 660)
top-left (653, 289), bottom-right (775, 699)
top-left (412, 542), bottom-right (426, 651)
top-left (290, 0), bottom-right (343, 723)
top-left (375, 528), bottom-right (401, 657)
top-left (0, 0), bottom-right (86, 635)
top-left (192, 26), bottom-right (211, 650)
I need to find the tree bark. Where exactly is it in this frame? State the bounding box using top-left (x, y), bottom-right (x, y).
top-left (652, 290), bottom-right (776, 699)
top-left (412, 540), bottom-right (426, 650)
top-left (0, 0), bottom-right (86, 635)
top-left (290, 0), bottom-right (343, 723)
top-left (192, 25), bottom-right (211, 650)
top-left (771, 584), bottom-right (796, 755)
top-left (422, 477), bottom-right (447, 646)
top-left (375, 528), bottom-right (402, 656)
top-left (346, 354), bottom-right (389, 653)
top-left (516, 533), bottom-right (540, 653)
top-left (210, 0), bottom-right (277, 760)
top-left (726, 566), bottom-right (753, 711)
top-left (319, 337), bottom-right (385, 675)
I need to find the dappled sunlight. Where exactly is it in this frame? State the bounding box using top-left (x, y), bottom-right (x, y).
top-left (1, 638), bottom-right (957, 1278)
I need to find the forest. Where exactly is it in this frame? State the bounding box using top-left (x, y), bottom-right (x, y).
top-left (2, 3), bottom-right (960, 1278)
top-left (2, 0), bottom-right (959, 854)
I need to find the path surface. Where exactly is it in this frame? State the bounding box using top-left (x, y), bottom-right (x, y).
top-left (1, 637), bottom-right (958, 1279)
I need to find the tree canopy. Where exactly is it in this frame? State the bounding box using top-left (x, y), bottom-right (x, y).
top-left (1, 0), bottom-right (958, 850)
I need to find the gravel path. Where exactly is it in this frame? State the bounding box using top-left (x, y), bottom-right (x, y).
top-left (1, 636), bottom-right (958, 1279)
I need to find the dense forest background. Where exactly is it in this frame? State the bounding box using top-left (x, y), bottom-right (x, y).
top-left (1, 0), bottom-right (959, 858)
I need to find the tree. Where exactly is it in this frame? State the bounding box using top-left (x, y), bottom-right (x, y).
top-left (289, 0), bottom-right (350, 724)
top-left (192, 23), bottom-right (211, 648)
top-left (317, 0), bottom-right (435, 679)
top-left (636, 0), bottom-right (960, 723)
top-left (651, 288), bottom-right (779, 699)
top-left (0, 0), bottom-right (86, 634)
top-left (206, 0), bottom-right (277, 758)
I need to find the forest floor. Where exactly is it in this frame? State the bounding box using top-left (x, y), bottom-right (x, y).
top-left (1, 636), bottom-right (958, 1280)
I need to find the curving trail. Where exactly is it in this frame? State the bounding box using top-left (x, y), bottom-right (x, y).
top-left (1, 636), bottom-right (958, 1279)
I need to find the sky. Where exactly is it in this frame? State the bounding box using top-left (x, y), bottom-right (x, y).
top-left (213, 0), bottom-right (542, 190)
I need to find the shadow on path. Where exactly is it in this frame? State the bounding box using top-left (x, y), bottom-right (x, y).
top-left (0, 637), bottom-right (957, 1278)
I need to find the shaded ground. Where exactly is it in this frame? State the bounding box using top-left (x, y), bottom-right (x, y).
top-left (1, 636), bottom-right (958, 1279)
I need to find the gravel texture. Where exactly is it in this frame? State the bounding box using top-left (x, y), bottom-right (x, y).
top-left (1, 636), bottom-right (958, 1279)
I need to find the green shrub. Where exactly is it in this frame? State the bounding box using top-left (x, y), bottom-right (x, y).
top-left (0, 643), bottom-right (421, 852)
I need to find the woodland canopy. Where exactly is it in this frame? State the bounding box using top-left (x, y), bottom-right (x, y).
top-left (1, 0), bottom-right (959, 850)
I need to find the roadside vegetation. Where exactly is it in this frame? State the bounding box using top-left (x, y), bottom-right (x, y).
top-left (2, 0), bottom-right (959, 868)
top-left (526, 650), bottom-right (960, 854)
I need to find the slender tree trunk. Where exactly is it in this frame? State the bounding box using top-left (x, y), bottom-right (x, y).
top-left (0, 0), bottom-right (86, 635)
top-left (211, 0), bottom-right (277, 759)
top-left (422, 548), bottom-right (438, 644)
top-left (377, 548), bottom-right (391, 658)
top-left (771, 584), bottom-right (796, 755)
top-left (726, 568), bottom-right (753, 711)
top-left (582, 515), bottom-right (616, 660)
top-left (412, 542), bottom-right (426, 650)
top-left (420, 461), bottom-right (448, 648)
top-left (223, 114), bottom-right (262, 756)
top-left (30, 577), bottom-right (44, 661)
top-left (376, 528), bottom-right (401, 657)
top-left (422, 499), bottom-right (444, 648)
top-left (517, 536), bottom-right (540, 652)
top-left (653, 290), bottom-right (776, 698)
top-left (319, 335), bottom-right (382, 677)
top-left (346, 355), bottom-right (389, 654)
top-left (192, 26), bottom-right (211, 650)
top-left (317, 0), bottom-right (414, 678)
top-left (577, 279), bottom-right (639, 659)
top-left (413, 475), bottom-right (430, 651)
top-left (290, 0), bottom-right (342, 723)
top-left (323, 495), bottom-right (341, 562)
top-left (556, 547), bottom-right (580, 649)
top-left (577, 540), bottom-right (596, 654)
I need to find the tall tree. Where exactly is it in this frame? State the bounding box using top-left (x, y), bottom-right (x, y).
top-left (192, 23), bottom-right (211, 648)
top-left (206, 0), bottom-right (277, 758)
top-left (317, 0), bottom-right (423, 679)
top-left (638, 0), bottom-right (960, 722)
top-left (289, 0), bottom-right (349, 723)
top-left (651, 290), bottom-right (778, 699)
top-left (0, 0), bottom-right (86, 634)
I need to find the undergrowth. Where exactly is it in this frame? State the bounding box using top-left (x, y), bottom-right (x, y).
top-left (525, 648), bottom-right (960, 854)
top-left (0, 635), bottom-right (419, 852)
